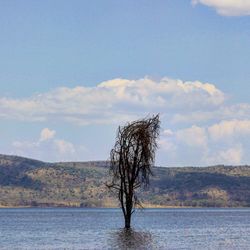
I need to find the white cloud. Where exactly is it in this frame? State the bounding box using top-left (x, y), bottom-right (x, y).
top-left (163, 129), bottom-right (174, 136)
top-left (208, 119), bottom-right (250, 140)
top-left (204, 145), bottom-right (243, 165)
top-left (1, 76), bottom-right (250, 166)
top-left (53, 139), bottom-right (75, 155)
top-left (160, 120), bottom-right (250, 166)
top-left (12, 128), bottom-right (86, 162)
top-left (176, 125), bottom-right (208, 148)
top-left (39, 128), bottom-right (56, 142)
top-left (171, 103), bottom-right (250, 125)
top-left (218, 145), bottom-right (243, 165)
top-left (0, 77), bottom-right (225, 125)
top-left (192, 0), bottom-right (250, 16)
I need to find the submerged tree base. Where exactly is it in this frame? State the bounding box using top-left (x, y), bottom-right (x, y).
top-left (111, 228), bottom-right (153, 249)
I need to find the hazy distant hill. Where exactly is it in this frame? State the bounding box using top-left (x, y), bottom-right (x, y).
top-left (0, 154), bottom-right (249, 207)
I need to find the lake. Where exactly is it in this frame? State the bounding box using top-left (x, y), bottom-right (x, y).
top-left (0, 208), bottom-right (249, 249)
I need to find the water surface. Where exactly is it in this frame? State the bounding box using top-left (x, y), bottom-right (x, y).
top-left (0, 208), bottom-right (249, 249)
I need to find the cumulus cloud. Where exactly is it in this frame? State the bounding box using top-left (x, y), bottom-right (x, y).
top-left (205, 145), bottom-right (243, 165)
top-left (172, 103), bottom-right (250, 125)
top-left (160, 120), bottom-right (250, 166)
top-left (176, 125), bottom-right (208, 148)
top-left (12, 128), bottom-right (86, 162)
top-left (208, 119), bottom-right (250, 140)
top-left (39, 128), bottom-right (56, 142)
top-left (2, 76), bottom-right (250, 165)
top-left (0, 77), bottom-right (225, 125)
top-left (192, 0), bottom-right (250, 16)
top-left (53, 139), bottom-right (75, 155)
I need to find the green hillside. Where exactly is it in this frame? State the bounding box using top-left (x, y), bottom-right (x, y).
top-left (0, 154), bottom-right (249, 207)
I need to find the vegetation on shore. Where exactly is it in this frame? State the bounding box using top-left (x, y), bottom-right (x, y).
top-left (0, 154), bottom-right (249, 208)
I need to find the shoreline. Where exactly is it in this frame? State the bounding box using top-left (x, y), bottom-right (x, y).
top-left (1, 205), bottom-right (249, 209)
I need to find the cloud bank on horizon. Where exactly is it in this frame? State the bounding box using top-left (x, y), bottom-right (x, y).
top-left (1, 77), bottom-right (250, 166)
top-left (12, 128), bottom-right (86, 162)
top-left (192, 0), bottom-right (250, 16)
top-left (0, 77), bottom-right (226, 125)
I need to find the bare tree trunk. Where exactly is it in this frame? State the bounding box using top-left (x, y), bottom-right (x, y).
top-left (108, 114), bottom-right (160, 229)
top-left (124, 213), bottom-right (131, 229)
top-left (123, 196), bottom-right (133, 228)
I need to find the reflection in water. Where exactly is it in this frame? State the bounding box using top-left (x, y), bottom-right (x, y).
top-left (109, 228), bottom-right (154, 250)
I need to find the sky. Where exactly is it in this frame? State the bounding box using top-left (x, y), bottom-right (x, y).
top-left (0, 0), bottom-right (250, 166)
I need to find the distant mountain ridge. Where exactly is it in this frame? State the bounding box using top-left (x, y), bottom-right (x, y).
top-left (0, 154), bottom-right (249, 208)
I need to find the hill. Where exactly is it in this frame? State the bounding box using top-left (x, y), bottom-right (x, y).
top-left (0, 154), bottom-right (249, 207)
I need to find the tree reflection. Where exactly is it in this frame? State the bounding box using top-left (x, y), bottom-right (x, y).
top-left (109, 228), bottom-right (154, 250)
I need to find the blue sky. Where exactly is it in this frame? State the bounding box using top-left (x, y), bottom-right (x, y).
top-left (0, 0), bottom-right (250, 166)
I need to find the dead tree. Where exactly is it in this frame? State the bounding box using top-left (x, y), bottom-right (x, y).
top-left (107, 114), bottom-right (160, 228)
